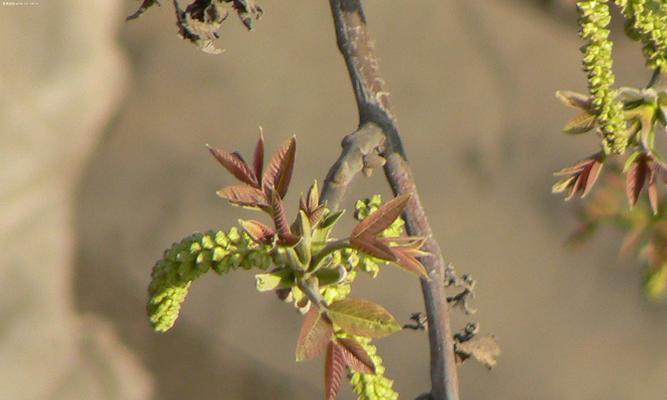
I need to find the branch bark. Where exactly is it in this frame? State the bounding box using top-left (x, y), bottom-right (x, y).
top-left (322, 1), bottom-right (460, 399)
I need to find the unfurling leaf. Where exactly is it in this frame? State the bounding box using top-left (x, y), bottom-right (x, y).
top-left (455, 335), bottom-right (500, 369)
top-left (556, 90), bottom-right (592, 111)
top-left (296, 308), bottom-right (333, 362)
top-left (270, 190), bottom-right (298, 245)
top-left (239, 219), bottom-right (275, 243)
top-left (553, 153), bottom-right (604, 200)
top-left (255, 269), bottom-right (294, 292)
top-left (350, 237), bottom-right (397, 262)
top-left (563, 112), bottom-right (596, 134)
top-left (217, 185), bottom-right (267, 208)
top-left (390, 246), bottom-right (429, 278)
top-left (263, 136), bottom-right (296, 198)
top-left (325, 342), bottom-right (346, 400)
top-left (337, 338), bottom-right (375, 374)
top-left (327, 298), bottom-right (401, 338)
top-left (253, 132), bottom-right (265, 184)
top-left (208, 145), bottom-right (259, 187)
top-left (647, 166), bottom-right (659, 215)
top-left (351, 193), bottom-right (411, 238)
top-left (626, 154), bottom-right (648, 207)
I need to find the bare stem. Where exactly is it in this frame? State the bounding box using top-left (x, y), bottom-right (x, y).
top-left (323, 1), bottom-right (460, 399)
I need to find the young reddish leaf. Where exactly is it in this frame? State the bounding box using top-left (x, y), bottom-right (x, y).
top-left (325, 342), bottom-right (346, 400)
top-left (626, 156), bottom-right (648, 207)
top-left (351, 193), bottom-right (412, 238)
top-left (307, 180), bottom-right (320, 211)
top-left (239, 219), bottom-right (275, 243)
top-left (563, 112), bottom-right (596, 134)
top-left (207, 145), bottom-right (259, 187)
top-left (555, 90), bottom-right (592, 111)
top-left (582, 157), bottom-right (604, 198)
top-left (350, 237), bottom-right (397, 262)
top-left (253, 132), bottom-right (265, 184)
top-left (327, 298), bottom-right (401, 338)
top-left (337, 338), bottom-right (375, 374)
top-left (270, 190), bottom-right (298, 245)
top-left (390, 246), bottom-right (429, 278)
top-left (648, 166), bottom-right (659, 215)
top-left (263, 136), bottom-right (296, 198)
top-left (296, 308), bottom-right (334, 362)
top-left (217, 185), bottom-right (268, 208)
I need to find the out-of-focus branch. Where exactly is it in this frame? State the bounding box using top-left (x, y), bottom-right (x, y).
top-left (322, 1), bottom-right (460, 399)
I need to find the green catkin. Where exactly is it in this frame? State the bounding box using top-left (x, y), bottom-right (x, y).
top-left (147, 228), bottom-right (271, 332)
top-left (578, 0), bottom-right (628, 154)
top-left (616, 0), bottom-right (667, 69)
top-left (343, 335), bottom-right (399, 400)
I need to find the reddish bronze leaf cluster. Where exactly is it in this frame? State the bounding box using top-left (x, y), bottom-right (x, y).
top-left (624, 152), bottom-right (667, 214)
top-left (553, 152), bottom-right (605, 200)
top-left (209, 134), bottom-right (297, 244)
top-left (350, 194), bottom-right (429, 278)
top-left (296, 307), bottom-right (377, 400)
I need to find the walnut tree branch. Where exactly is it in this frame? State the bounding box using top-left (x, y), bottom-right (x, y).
top-left (321, 1), bottom-right (460, 399)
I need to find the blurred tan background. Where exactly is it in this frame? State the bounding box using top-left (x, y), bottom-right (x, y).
top-left (2, 0), bottom-right (667, 399)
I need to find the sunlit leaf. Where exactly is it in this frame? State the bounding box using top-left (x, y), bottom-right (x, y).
top-left (563, 112), bottom-right (596, 134)
top-left (325, 342), bottom-right (346, 400)
top-left (263, 136), bottom-right (296, 198)
top-left (352, 193), bottom-right (411, 239)
top-left (239, 219), bottom-right (275, 243)
top-left (217, 185), bottom-right (268, 208)
top-left (556, 90), bottom-right (592, 111)
top-left (296, 308), bottom-right (333, 362)
top-left (255, 269), bottom-right (295, 292)
top-left (327, 298), bottom-right (401, 338)
top-left (208, 145), bottom-right (259, 187)
top-left (350, 237), bottom-right (397, 261)
top-left (253, 132), bottom-right (265, 183)
top-left (390, 246), bottom-right (429, 278)
top-left (626, 155), bottom-right (648, 207)
top-left (337, 338), bottom-right (375, 374)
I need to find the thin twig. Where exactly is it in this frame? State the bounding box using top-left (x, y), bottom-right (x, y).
top-left (322, 1), bottom-right (460, 399)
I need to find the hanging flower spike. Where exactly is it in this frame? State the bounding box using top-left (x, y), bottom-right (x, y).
top-left (578, 0), bottom-right (628, 154)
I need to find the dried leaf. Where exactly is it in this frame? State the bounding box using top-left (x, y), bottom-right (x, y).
top-left (217, 185), bottom-right (267, 208)
top-left (556, 90), bottom-right (592, 111)
top-left (455, 335), bottom-right (500, 369)
top-left (296, 309), bottom-right (333, 362)
top-left (208, 145), bottom-right (259, 187)
top-left (231, 0), bottom-right (263, 30)
top-left (253, 132), bottom-right (264, 184)
top-left (337, 338), bottom-right (375, 374)
top-left (239, 219), bottom-right (275, 243)
top-left (350, 237), bottom-right (397, 262)
top-left (390, 246), bottom-right (429, 278)
top-left (325, 342), bottom-right (346, 400)
top-left (263, 136), bottom-right (296, 198)
top-left (563, 112), bottom-right (596, 134)
top-left (626, 155), bottom-right (648, 207)
top-left (174, 0), bottom-right (229, 55)
top-left (127, 0), bottom-right (160, 20)
top-left (327, 298), bottom-right (401, 338)
top-left (351, 193), bottom-right (411, 238)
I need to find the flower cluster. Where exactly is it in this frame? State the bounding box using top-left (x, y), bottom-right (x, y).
top-left (617, 0), bottom-right (667, 69)
top-left (578, 0), bottom-right (628, 154)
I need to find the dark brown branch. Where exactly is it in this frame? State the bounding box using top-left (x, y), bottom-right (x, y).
top-left (322, 1), bottom-right (460, 399)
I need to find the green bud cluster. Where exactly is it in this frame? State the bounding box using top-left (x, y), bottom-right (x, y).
top-left (578, 0), bottom-right (628, 154)
top-left (617, 0), bottom-right (667, 69)
top-left (345, 335), bottom-right (398, 400)
top-left (147, 228), bottom-right (271, 332)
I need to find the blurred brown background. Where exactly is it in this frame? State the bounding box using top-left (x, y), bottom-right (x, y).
top-left (2, 0), bottom-right (667, 399)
